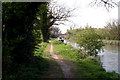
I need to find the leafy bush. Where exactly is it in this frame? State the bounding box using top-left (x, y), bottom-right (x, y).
top-left (72, 26), bottom-right (104, 56)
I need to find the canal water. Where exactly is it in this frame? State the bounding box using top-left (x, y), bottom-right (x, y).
top-left (64, 40), bottom-right (120, 74)
top-left (97, 44), bottom-right (120, 74)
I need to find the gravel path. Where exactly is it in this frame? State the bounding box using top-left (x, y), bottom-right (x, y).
top-left (50, 42), bottom-right (74, 78)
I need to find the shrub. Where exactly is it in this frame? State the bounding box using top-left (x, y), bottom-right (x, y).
top-left (72, 26), bottom-right (104, 56)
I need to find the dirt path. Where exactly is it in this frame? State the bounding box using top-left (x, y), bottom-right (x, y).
top-left (50, 42), bottom-right (74, 78)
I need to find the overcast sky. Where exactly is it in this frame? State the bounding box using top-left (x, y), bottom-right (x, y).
top-left (52, 0), bottom-right (118, 33)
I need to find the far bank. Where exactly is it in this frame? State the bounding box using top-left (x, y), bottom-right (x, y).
top-left (103, 40), bottom-right (120, 46)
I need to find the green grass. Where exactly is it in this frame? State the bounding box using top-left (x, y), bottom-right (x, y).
top-left (53, 39), bottom-right (88, 61)
top-left (3, 56), bottom-right (49, 80)
top-left (52, 39), bottom-right (120, 79)
top-left (76, 58), bottom-right (119, 79)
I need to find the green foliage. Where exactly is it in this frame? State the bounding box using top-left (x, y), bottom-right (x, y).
top-left (34, 42), bottom-right (48, 56)
top-left (3, 2), bottom-right (41, 64)
top-left (3, 56), bottom-right (49, 80)
top-left (70, 26), bottom-right (104, 56)
top-left (104, 21), bottom-right (119, 40)
top-left (36, 3), bottom-right (49, 42)
top-left (94, 20), bottom-right (120, 40)
top-left (94, 28), bottom-right (106, 39)
top-left (3, 42), bottom-right (49, 80)
top-left (2, 2), bottom-right (51, 79)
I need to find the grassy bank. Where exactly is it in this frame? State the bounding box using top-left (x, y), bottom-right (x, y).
top-left (52, 39), bottom-right (120, 79)
top-left (103, 40), bottom-right (120, 45)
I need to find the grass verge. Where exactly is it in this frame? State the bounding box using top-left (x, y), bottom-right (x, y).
top-left (52, 39), bottom-right (120, 79)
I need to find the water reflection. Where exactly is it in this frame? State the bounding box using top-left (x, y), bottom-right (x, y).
top-left (98, 44), bottom-right (119, 74)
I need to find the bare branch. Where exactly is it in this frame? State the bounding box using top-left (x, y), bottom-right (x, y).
top-left (47, 0), bottom-right (76, 27)
top-left (89, 0), bottom-right (98, 7)
top-left (89, 0), bottom-right (118, 11)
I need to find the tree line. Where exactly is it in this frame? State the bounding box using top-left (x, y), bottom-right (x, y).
top-left (95, 20), bottom-right (120, 40)
top-left (66, 20), bottom-right (119, 57)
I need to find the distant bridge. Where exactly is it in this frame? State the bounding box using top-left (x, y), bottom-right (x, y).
top-left (54, 34), bottom-right (68, 38)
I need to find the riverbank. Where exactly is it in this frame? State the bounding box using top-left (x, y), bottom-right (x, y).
top-left (4, 40), bottom-right (119, 79)
top-left (103, 40), bottom-right (120, 45)
top-left (52, 39), bottom-right (120, 79)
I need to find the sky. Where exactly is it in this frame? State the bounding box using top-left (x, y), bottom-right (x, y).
top-left (51, 0), bottom-right (118, 33)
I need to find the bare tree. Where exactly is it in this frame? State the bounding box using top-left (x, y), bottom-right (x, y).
top-left (89, 0), bottom-right (118, 11)
top-left (50, 26), bottom-right (61, 35)
top-left (47, 0), bottom-right (76, 26)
